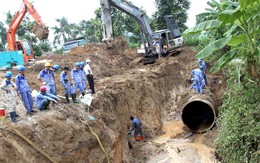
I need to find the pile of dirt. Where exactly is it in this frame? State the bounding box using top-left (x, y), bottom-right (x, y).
top-left (30, 24), bottom-right (49, 40)
top-left (0, 45), bottom-right (226, 162)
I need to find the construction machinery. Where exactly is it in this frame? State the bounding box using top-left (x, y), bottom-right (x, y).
top-left (1, 0), bottom-right (49, 68)
top-left (100, 0), bottom-right (184, 57)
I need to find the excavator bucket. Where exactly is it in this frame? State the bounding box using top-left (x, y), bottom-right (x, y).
top-left (30, 24), bottom-right (49, 40)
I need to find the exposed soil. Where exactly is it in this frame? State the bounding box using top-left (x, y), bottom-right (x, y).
top-left (0, 37), bottom-right (226, 162)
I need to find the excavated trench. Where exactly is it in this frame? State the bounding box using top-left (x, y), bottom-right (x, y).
top-left (0, 47), bottom-right (225, 162)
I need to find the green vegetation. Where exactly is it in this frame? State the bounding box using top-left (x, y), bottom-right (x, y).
top-left (185, 0), bottom-right (260, 162)
top-left (215, 66), bottom-right (260, 163)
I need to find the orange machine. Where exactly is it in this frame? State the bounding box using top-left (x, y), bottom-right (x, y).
top-left (6, 0), bottom-right (49, 63)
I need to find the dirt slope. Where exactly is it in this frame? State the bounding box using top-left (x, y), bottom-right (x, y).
top-left (0, 38), bottom-right (225, 162)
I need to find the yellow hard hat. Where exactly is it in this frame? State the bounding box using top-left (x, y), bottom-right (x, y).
top-left (45, 62), bottom-right (51, 67)
top-left (163, 45), bottom-right (168, 49)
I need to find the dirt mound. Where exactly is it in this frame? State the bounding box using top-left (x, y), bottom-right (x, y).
top-left (30, 24), bottom-right (49, 40)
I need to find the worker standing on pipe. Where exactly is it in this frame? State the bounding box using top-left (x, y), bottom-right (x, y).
top-left (15, 65), bottom-right (36, 115)
top-left (71, 62), bottom-right (85, 103)
top-left (80, 62), bottom-right (87, 92)
top-left (84, 59), bottom-right (95, 94)
top-left (191, 68), bottom-right (205, 94)
top-left (38, 62), bottom-right (56, 95)
top-left (198, 59), bottom-right (207, 85)
top-left (59, 67), bottom-right (72, 103)
top-left (0, 71), bottom-right (19, 122)
top-left (128, 116), bottom-right (145, 141)
top-left (35, 86), bottom-right (59, 111)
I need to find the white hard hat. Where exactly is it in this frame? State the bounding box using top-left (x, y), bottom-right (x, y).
top-left (86, 59), bottom-right (91, 63)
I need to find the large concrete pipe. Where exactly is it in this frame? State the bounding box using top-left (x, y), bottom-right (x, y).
top-left (181, 95), bottom-right (215, 133)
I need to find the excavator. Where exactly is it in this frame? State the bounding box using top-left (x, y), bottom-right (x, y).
top-left (100, 0), bottom-right (184, 58)
top-left (0, 0), bottom-right (48, 68)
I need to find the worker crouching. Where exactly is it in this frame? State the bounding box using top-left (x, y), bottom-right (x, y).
top-left (59, 67), bottom-right (72, 103)
top-left (128, 116), bottom-right (145, 141)
top-left (0, 71), bottom-right (19, 122)
top-left (35, 86), bottom-right (59, 111)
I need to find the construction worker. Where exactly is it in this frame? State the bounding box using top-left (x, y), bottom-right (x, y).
top-left (128, 116), bottom-right (145, 141)
top-left (80, 62), bottom-right (87, 91)
top-left (190, 67), bottom-right (205, 94)
top-left (35, 86), bottom-right (59, 111)
top-left (198, 59), bottom-right (207, 85)
top-left (15, 65), bottom-right (36, 115)
top-left (52, 64), bottom-right (60, 72)
top-left (84, 59), bottom-right (95, 94)
top-left (161, 45), bottom-right (169, 57)
top-left (59, 67), bottom-right (72, 103)
top-left (0, 71), bottom-right (19, 122)
top-left (71, 62), bottom-right (85, 103)
top-left (38, 62), bottom-right (56, 95)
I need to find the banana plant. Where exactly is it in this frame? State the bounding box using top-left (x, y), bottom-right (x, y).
top-left (184, 0), bottom-right (260, 78)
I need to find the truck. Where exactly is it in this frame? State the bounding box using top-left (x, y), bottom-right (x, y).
top-left (1, 0), bottom-right (49, 69)
top-left (63, 37), bottom-right (87, 55)
top-left (100, 0), bottom-right (184, 57)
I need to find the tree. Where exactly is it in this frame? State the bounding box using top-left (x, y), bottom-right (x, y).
top-left (0, 21), bottom-right (7, 51)
top-left (184, 0), bottom-right (259, 77)
top-left (152, 0), bottom-right (190, 32)
top-left (52, 17), bottom-right (78, 47)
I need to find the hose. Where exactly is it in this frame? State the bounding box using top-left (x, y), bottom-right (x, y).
top-left (0, 117), bottom-right (57, 163)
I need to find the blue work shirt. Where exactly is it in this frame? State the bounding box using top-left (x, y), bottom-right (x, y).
top-left (59, 71), bottom-right (70, 87)
top-left (35, 92), bottom-right (58, 107)
top-left (132, 118), bottom-right (142, 129)
top-left (38, 69), bottom-right (55, 85)
top-left (15, 74), bottom-right (31, 93)
top-left (191, 69), bottom-right (204, 81)
top-left (79, 68), bottom-right (86, 78)
top-left (71, 68), bottom-right (82, 83)
top-left (199, 61), bottom-right (206, 72)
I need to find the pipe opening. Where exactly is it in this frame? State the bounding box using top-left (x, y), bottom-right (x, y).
top-left (182, 100), bottom-right (215, 133)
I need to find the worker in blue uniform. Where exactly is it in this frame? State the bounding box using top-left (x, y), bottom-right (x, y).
top-left (59, 67), bottom-right (72, 103)
top-left (80, 62), bottom-right (87, 92)
top-left (71, 62), bottom-right (85, 103)
top-left (198, 59), bottom-right (207, 85)
top-left (38, 62), bottom-right (56, 95)
top-left (128, 116), bottom-right (145, 141)
top-left (15, 65), bottom-right (36, 115)
top-left (190, 68), bottom-right (205, 94)
top-left (35, 86), bottom-right (59, 111)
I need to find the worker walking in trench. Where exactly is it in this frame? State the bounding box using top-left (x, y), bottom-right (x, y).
top-left (15, 65), bottom-right (36, 115)
top-left (38, 62), bottom-right (56, 95)
top-left (190, 67), bottom-right (205, 94)
top-left (84, 59), bottom-right (95, 94)
top-left (35, 86), bottom-right (59, 111)
top-left (79, 62), bottom-right (87, 92)
top-left (0, 71), bottom-right (19, 122)
top-left (59, 67), bottom-right (72, 103)
top-left (71, 62), bottom-right (85, 103)
top-left (128, 116), bottom-right (145, 141)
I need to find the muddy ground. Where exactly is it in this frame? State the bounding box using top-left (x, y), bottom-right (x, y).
top-left (0, 38), bottom-right (225, 162)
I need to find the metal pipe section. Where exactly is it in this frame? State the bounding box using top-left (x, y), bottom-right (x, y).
top-left (181, 95), bottom-right (215, 133)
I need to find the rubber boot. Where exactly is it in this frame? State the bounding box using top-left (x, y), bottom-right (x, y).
top-left (65, 94), bottom-right (70, 103)
top-left (14, 111), bottom-right (20, 117)
top-left (10, 111), bottom-right (19, 122)
top-left (135, 136), bottom-right (140, 141)
top-left (72, 94), bottom-right (79, 103)
top-left (141, 136), bottom-right (145, 140)
top-left (81, 92), bottom-right (85, 97)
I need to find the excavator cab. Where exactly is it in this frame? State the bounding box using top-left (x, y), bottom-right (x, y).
top-left (16, 40), bottom-right (34, 63)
